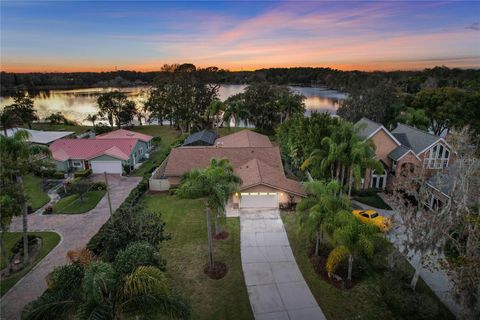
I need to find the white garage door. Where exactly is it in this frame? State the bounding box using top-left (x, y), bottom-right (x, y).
top-left (240, 192), bottom-right (278, 208)
top-left (91, 161), bottom-right (122, 174)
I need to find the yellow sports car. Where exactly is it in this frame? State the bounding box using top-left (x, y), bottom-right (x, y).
top-left (352, 210), bottom-right (392, 232)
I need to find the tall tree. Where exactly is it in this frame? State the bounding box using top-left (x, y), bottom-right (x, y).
top-left (84, 114), bottom-right (98, 127)
top-left (394, 107), bottom-right (430, 131)
top-left (97, 91), bottom-right (137, 128)
top-left (0, 130), bottom-right (51, 265)
top-left (4, 92), bottom-right (38, 129)
top-left (176, 158), bottom-right (241, 269)
top-left (0, 108), bottom-right (23, 135)
top-left (223, 93), bottom-right (249, 128)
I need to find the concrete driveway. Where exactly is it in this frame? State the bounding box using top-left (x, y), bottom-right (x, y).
top-left (240, 208), bottom-right (326, 320)
top-left (1, 175), bottom-right (142, 320)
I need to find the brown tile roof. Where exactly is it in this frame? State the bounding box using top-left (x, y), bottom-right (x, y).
top-left (235, 159), bottom-right (305, 196)
top-left (214, 130), bottom-right (272, 147)
top-left (163, 130), bottom-right (305, 196)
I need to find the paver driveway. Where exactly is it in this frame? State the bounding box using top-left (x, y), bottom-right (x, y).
top-left (240, 208), bottom-right (326, 320)
top-left (1, 175), bottom-right (141, 320)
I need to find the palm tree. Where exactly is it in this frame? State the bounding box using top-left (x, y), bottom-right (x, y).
top-left (223, 94), bottom-right (249, 128)
top-left (0, 130), bottom-right (51, 264)
top-left (24, 247), bottom-right (190, 320)
top-left (85, 113), bottom-right (98, 127)
top-left (326, 211), bottom-right (379, 281)
top-left (297, 180), bottom-right (350, 256)
top-left (347, 138), bottom-right (383, 197)
top-left (0, 108), bottom-right (22, 135)
top-left (301, 136), bottom-right (346, 182)
top-left (176, 158), bottom-right (241, 269)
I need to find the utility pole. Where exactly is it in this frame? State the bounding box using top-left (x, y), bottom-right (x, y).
top-left (104, 172), bottom-right (113, 217)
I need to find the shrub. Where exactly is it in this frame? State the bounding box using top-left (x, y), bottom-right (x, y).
top-left (152, 136), bottom-right (162, 145)
top-left (52, 171), bottom-right (66, 179)
top-left (114, 241), bottom-right (158, 275)
top-left (123, 164), bottom-right (131, 174)
top-left (73, 168), bottom-right (92, 178)
top-left (12, 235), bottom-right (37, 255)
top-left (94, 123), bottom-right (113, 135)
top-left (44, 206), bottom-right (53, 214)
top-left (47, 263), bottom-right (84, 292)
top-left (91, 181), bottom-right (107, 191)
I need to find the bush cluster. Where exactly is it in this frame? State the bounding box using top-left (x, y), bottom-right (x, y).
top-left (73, 168), bottom-right (92, 178)
top-left (90, 181), bottom-right (107, 191)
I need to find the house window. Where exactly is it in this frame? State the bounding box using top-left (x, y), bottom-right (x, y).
top-left (371, 170), bottom-right (387, 189)
top-left (425, 193), bottom-right (444, 211)
top-left (73, 160), bottom-right (82, 167)
top-left (423, 143), bottom-right (450, 169)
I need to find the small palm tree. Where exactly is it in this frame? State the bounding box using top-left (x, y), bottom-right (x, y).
top-left (85, 114), bottom-right (98, 127)
top-left (326, 212), bottom-right (379, 281)
top-left (0, 130), bottom-right (51, 264)
top-left (297, 180), bottom-right (350, 256)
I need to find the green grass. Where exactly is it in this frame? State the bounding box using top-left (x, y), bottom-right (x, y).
top-left (141, 194), bottom-right (253, 320)
top-left (23, 175), bottom-right (50, 211)
top-left (353, 194), bottom-right (392, 210)
top-left (0, 231), bottom-right (61, 296)
top-left (281, 212), bottom-right (453, 320)
top-left (52, 190), bottom-right (106, 214)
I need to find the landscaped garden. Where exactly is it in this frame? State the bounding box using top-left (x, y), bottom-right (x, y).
top-left (52, 190), bottom-right (105, 214)
top-left (141, 193), bottom-right (253, 320)
top-left (23, 175), bottom-right (50, 211)
top-left (0, 231), bottom-right (61, 296)
top-left (282, 209), bottom-right (454, 320)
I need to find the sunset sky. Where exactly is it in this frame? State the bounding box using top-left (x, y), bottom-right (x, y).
top-left (1, 0), bottom-right (479, 72)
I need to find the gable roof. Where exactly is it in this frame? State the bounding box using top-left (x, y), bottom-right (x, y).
top-left (50, 138), bottom-right (137, 161)
top-left (354, 118), bottom-right (401, 146)
top-left (1, 128), bottom-right (74, 145)
top-left (388, 145), bottom-right (417, 161)
top-left (97, 129), bottom-right (153, 143)
top-left (235, 159), bottom-right (305, 196)
top-left (214, 130), bottom-right (272, 147)
top-left (183, 129), bottom-right (218, 146)
top-left (354, 118), bottom-right (382, 139)
top-left (392, 123), bottom-right (441, 155)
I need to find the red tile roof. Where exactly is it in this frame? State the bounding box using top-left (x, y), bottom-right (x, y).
top-left (97, 129), bottom-right (153, 142)
top-left (50, 138), bottom-right (137, 161)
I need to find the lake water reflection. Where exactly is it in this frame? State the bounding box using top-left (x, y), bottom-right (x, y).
top-left (0, 85), bottom-right (346, 125)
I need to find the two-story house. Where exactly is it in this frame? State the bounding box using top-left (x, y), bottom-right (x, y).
top-left (354, 118), bottom-right (453, 202)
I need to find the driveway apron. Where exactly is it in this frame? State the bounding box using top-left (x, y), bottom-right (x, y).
top-left (240, 209), bottom-right (326, 320)
top-left (1, 175), bottom-right (142, 320)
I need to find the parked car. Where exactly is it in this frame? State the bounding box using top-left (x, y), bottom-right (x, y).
top-left (352, 209), bottom-right (392, 232)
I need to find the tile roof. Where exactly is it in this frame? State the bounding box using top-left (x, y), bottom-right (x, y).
top-left (50, 138), bottom-right (137, 161)
top-left (388, 145), bottom-right (411, 161)
top-left (97, 129), bottom-right (153, 142)
top-left (214, 130), bottom-right (272, 147)
top-left (164, 131), bottom-right (305, 196)
top-left (1, 128), bottom-right (74, 145)
top-left (235, 159), bottom-right (305, 195)
top-left (354, 118), bottom-right (382, 139)
top-left (183, 129), bottom-right (218, 146)
top-left (392, 123), bottom-right (440, 155)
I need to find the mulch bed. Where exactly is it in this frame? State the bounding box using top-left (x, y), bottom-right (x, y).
top-left (212, 231), bottom-right (229, 240)
top-left (204, 261), bottom-right (228, 280)
top-left (309, 251), bottom-right (357, 290)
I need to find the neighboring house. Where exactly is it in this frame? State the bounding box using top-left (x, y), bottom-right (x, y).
top-left (355, 118), bottom-right (453, 190)
top-left (150, 129), bottom-right (305, 209)
top-left (183, 129), bottom-right (218, 146)
top-left (50, 129), bottom-right (153, 174)
top-left (1, 127), bottom-right (74, 145)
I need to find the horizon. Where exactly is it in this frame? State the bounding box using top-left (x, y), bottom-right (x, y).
top-left (1, 1), bottom-right (479, 73)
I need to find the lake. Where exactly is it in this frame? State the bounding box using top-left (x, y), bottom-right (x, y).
top-left (0, 85), bottom-right (346, 125)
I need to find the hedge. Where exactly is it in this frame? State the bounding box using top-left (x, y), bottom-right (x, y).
top-left (86, 177), bottom-right (149, 255)
top-left (73, 168), bottom-right (92, 178)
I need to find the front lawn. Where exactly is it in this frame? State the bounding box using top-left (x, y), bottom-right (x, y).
top-left (0, 231), bottom-right (61, 296)
top-left (24, 175), bottom-right (50, 211)
top-left (353, 194), bottom-right (392, 210)
top-left (281, 212), bottom-right (454, 320)
top-left (52, 190), bottom-right (105, 214)
top-left (141, 194), bottom-right (253, 320)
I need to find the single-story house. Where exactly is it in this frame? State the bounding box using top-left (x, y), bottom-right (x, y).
top-left (183, 129), bottom-right (218, 146)
top-left (50, 129), bottom-right (153, 174)
top-left (150, 130), bottom-right (305, 209)
top-left (1, 127), bottom-right (74, 145)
